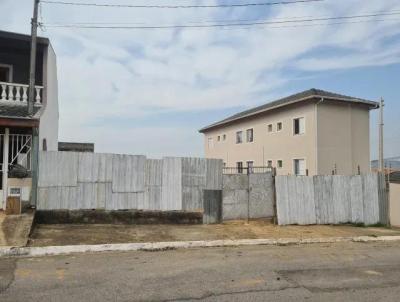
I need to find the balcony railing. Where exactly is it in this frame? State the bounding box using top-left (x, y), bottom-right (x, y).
top-left (0, 81), bottom-right (43, 105)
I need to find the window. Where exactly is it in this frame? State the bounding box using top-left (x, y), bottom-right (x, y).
top-left (294, 159), bottom-right (306, 175)
top-left (247, 161), bottom-right (254, 174)
top-left (0, 64), bottom-right (13, 82)
top-left (208, 137), bottom-right (214, 149)
top-left (267, 124), bottom-right (273, 133)
top-left (236, 161), bottom-right (243, 174)
top-left (277, 122), bottom-right (283, 132)
top-left (277, 160), bottom-right (283, 168)
top-left (42, 139), bottom-right (47, 151)
top-left (267, 160), bottom-right (273, 167)
top-left (217, 136), bottom-right (221, 142)
top-left (236, 131), bottom-right (243, 144)
top-left (223, 134), bottom-right (226, 141)
top-left (246, 129), bottom-right (253, 143)
top-left (293, 117), bottom-right (305, 135)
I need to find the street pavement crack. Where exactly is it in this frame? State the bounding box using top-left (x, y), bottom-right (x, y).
top-left (159, 285), bottom-right (304, 302)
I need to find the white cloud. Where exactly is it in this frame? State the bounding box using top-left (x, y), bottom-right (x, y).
top-left (0, 0), bottom-right (399, 157)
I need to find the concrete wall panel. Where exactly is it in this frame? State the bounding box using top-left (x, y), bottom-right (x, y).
top-left (203, 190), bottom-right (222, 224)
top-left (38, 152), bottom-right (223, 213)
top-left (223, 173), bottom-right (274, 220)
top-left (161, 157), bottom-right (182, 211)
top-left (38, 151), bottom-right (78, 187)
top-left (276, 174), bottom-right (385, 226)
top-left (390, 183), bottom-right (400, 227)
top-left (249, 173), bottom-right (275, 219)
top-left (112, 154), bottom-right (146, 193)
top-left (78, 153), bottom-right (113, 183)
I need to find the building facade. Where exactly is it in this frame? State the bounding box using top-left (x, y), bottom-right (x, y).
top-left (199, 89), bottom-right (378, 176)
top-left (0, 30), bottom-right (59, 209)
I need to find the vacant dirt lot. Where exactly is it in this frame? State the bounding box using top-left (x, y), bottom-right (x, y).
top-left (29, 220), bottom-right (400, 247)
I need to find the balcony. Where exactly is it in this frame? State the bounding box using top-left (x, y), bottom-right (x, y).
top-left (0, 81), bottom-right (43, 106)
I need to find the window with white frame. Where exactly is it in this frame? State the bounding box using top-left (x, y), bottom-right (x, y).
top-left (267, 160), bottom-right (273, 167)
top-left (277, 122), bottom-right (283, 132)
top-left (236, 131), bottom-right (243, 144)
top-left (293, 117), bottom-right (305, 135)
top-left (246, 128), bottom-right (253, 142)
top-left (267, 124), bottom-right (273, 133)
top-left (223, 134), bottom-right (226, 141)
top-left (277, 160), bottom-right (283, 168)
top-left (294, 159), bottom-right (306, 175)
top-left (217, 135), bottom-right (221, 142)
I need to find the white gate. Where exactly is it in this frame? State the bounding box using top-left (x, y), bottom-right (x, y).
top-left (0, 131), bottom-right (32, 208)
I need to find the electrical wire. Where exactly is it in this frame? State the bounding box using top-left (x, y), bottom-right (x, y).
top-left (40, 11), bottom-right (400, 29)
top-left (43, 12), bottom-right (342, 26)
top-left (40, 0), bottom-right (324, 9)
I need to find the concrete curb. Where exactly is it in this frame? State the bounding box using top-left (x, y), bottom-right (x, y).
top-left (1, 235), bottom-right (400, 258)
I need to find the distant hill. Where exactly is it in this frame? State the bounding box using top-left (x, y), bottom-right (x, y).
top-left (371, 157), bottom-right (400, 169)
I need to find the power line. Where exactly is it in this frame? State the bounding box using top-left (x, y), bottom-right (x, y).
top-left (41, 0), bottom-right (324, 9)
top-left (40, 18), bottom-right (400, 31)
top-left (41, 11), bottom-right (400, 29)
top-left (43, 12), bottom-right (341, 26)
top-left (43, 9), bottom-right (400, 26)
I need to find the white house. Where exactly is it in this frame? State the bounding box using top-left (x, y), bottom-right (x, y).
top-left (0, 30), bottom-right (59, 209)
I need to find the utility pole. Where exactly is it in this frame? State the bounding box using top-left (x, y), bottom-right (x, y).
top-left (28, 0), bottom-right (40, 116)
top-left (379, 98), bottom-right (385, 172)
top-left (29, 0), bottom-right (40, 207)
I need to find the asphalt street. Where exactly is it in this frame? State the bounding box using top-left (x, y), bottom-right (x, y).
top-left (1, 241), bottom-right (400, 301)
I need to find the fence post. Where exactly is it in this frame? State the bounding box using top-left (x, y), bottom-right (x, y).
top-left (30, 127), bottom-right (39, 208)
top-left (380, 172), bottom-right (390, 227)
top-left (272, 167), bottom-right (278, 225)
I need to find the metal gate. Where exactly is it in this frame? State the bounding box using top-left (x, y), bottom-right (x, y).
top-left (0, 132), bottom-right (32, 208)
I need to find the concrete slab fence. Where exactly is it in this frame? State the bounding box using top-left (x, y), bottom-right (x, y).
top-left (222, 173), bottom-right (274, 220)
top-left (276, 174), bottom-right (389, 226)
top-left (37, 151), bottom-right (223, 212)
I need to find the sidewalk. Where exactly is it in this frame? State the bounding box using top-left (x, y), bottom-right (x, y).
top-left (29, 219), bottom-right (400, 247)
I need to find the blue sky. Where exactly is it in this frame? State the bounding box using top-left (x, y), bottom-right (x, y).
top-left (0, 0), bottom-right (399, 159)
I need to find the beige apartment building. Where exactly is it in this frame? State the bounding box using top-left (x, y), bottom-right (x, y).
top-left (199, 89), bottom-right (379, 176)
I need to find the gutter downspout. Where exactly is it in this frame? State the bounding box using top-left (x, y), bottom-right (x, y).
top-left (315, 97), bottom-right (324, 175)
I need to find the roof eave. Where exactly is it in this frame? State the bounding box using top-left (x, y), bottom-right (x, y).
top-left (199, 95), bottom-right (378, 133)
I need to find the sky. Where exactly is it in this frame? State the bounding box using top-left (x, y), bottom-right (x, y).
top-left (0, 0), bottom-right (399, 160)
